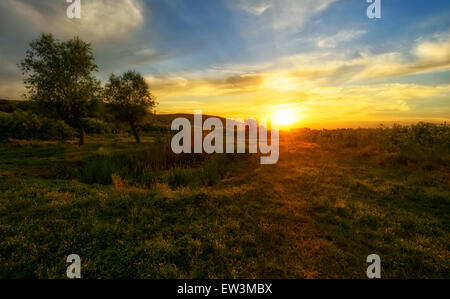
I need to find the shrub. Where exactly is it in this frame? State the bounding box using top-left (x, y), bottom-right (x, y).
top-left (0, 100), bottom-right (36, 113)
top-left (383, 123), bottom-right (450, 164)
top-left (81, 117), bottom-right (113, 135)
top-left (139, 122), bottom-right (170, 135)
top-left (0, 110), bottom-right (75, 141)
top-left (0, 101), bottom-right (15, 113)
top-left (305, 122), bottom-right (450, 165)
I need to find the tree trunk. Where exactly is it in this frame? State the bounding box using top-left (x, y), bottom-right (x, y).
top-left (130, 121), bottom-right (141, 144)
top-left (78, 123), bottom-right (86, 146)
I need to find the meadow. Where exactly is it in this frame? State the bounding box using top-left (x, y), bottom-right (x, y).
top-left (0, 121), bottom-right (448, 278)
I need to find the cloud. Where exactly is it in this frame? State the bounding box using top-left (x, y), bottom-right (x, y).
top-left (148, 34), bottom-right (450, 100)
top-left (316, 30), bottom-right (367, 49)
top-left (146, 32), bottom-right (450, 124)
top-left (413, 34), bottom-right (450, 64)
top-left (155, 79), bottom-right (450, 125)
top-left (266, 0), bottom-right (337, 30)
top-left (234, 0), bottom-right (272, 15)
top-left (0, 0), bottom-right (145, 45)
top-left (355, 33), bottom-right (450, 79)
top-left (297, 83), bottom-right (450, 126)
top-left (232, 0), bottom-right (337, 30)
top-left (268, 33), bottom-right (450, 85)
top-left (146, 73), bottom-right (265, 98)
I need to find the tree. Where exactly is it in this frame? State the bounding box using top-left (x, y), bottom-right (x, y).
top-left (104, 71), bottom-right (157, 143)
top-left (19, 33), bottom-right (100, 145)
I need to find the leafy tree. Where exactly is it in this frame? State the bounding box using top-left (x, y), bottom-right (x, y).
top-left (19, 33), bottom-right (100, 145)
top-left (104, 71), bottom-right (157, 143)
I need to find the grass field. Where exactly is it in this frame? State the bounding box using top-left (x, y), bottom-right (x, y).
top-left (0, 127), bottom-right (449, 278)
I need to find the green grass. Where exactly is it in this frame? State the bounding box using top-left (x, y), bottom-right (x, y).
top-left (0, 127), bottom-right (449, 278)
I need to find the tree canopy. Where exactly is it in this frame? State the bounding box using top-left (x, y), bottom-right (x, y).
top-left (19, 33), bottom-right (100, 145)
top-left (104, 71), bottom-right (157, 143)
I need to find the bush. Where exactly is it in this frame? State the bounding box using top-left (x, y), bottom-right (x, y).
top-left (81, 117), bottom-right (114, 135)
top-left (139, 122), bottom-right (170, 134)
top-left (0, 110), bottom-right (75, 141)
top-left (0, 100), bottom-right (36, 113)
top-left (383, 123), bottom-right (450, 164)
top-left (0, 101), bottom-right (15, 113)
top-left (305, 122), bottom-right (450, 165)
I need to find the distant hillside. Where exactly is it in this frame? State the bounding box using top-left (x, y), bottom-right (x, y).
top-left (1, 99), bottom-right (256, 132)
top-left (0, 99), bottom-right (228, 127)
top-left (0, 99), bottom-right (35, 113)
top-left (152, 113), bottom-right (228, 127)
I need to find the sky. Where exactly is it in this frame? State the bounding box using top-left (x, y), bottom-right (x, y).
top-left (0, 0), bottom-right (449, 128)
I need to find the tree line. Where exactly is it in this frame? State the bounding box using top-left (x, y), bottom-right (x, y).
top-left (19, 33), bottom-right (157, 145)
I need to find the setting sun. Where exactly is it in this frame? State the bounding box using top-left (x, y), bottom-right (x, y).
top-left (272, 109), bottom-right (298, 127)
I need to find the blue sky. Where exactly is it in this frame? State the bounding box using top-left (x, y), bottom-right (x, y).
top-left (0, 0), bottom-right (449, 127)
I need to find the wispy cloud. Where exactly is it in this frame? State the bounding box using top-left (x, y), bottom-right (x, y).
top-left (148, 33), bottom-right (450, 97)
top-left (355, 33), bottom-right (450, 79)
top-left (233, 0), bottom-right (272, 15)
top-left (231, 0), bottom-right (337, 30)
top-left (315, 30), bottom-right (367, 49)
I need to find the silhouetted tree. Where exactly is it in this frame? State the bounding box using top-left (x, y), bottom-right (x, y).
top-left (104, 71), bottom-right (157, 143)
top-left (19, 33), bottom-right (100, 145)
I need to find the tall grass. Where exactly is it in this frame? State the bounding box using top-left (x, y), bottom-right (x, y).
top-left (305, 122), bottom-right (450, 165)
top-left (76, 141), bottom-right (252, 188)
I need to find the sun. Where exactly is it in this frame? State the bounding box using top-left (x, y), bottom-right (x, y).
top-left (272, 109), bottom-right (298, 127)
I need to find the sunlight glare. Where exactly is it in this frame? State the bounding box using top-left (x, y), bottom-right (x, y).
top-left (272, 109), bottom-right (299, 127)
